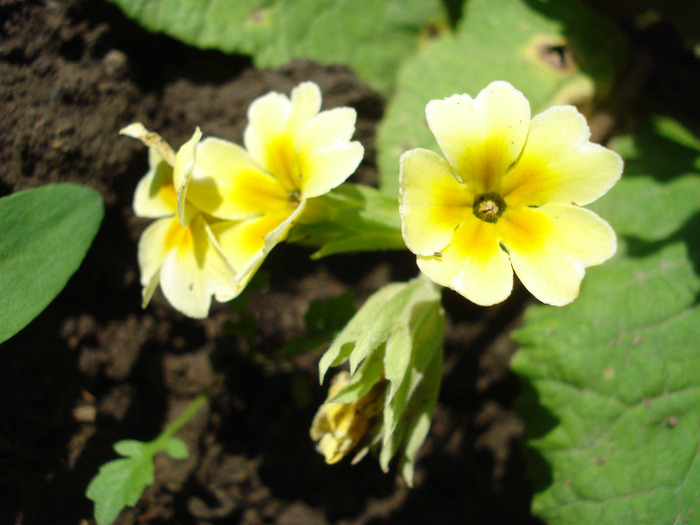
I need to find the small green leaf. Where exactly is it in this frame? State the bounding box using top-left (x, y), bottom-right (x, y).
top-left (511, 116), bottom-right (700, 525)
top-left (0, 184), bottom-right (103, 344)
top-left (87, 441), bottom-right (157, 525)
top-left (289, 184), bottom-right (404, 259)
top-left (160, 436), bottom-right (189, 459)
top-left (376, 0), bottom-right (627, 194)
top-left (87, 395), bottom-right (208, 525)
top-left (106, 0), bottom-right (449, 96)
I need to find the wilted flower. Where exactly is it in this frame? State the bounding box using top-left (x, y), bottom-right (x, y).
top-left (399, 81), bottom-right (622, 306)
top-left (310, 371), bottom-right (385, 464)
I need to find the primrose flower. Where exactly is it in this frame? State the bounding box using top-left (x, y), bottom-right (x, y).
top-left (399, 81), bottom-right (622, 306)
top-left (179, 81), bottom-right (364, 292)
top-left (310, 371), bottom-right (385, 464)
top-left (122, 123), bottom-right (239, 319)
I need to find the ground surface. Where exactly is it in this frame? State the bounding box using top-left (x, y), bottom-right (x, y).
top-left (0, 1), bottom-right (579, 523)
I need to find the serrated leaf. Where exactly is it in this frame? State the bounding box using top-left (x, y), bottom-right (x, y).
top-left (376, 0), bottom-right (627, 194)
top-left (397, 345), bottom-right (443, 486)
top-left (0, 184), bottom-right (103, 344)
top-left (319, 282), bottom-right (406, 381)
top-left (86, 443), bottom-right (156, 525)
top-left (106, 0), bottom-right (448, 96)
top-left (511, 116), bottom-right (700, 525)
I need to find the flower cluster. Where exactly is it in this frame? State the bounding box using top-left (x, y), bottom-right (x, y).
top-left (399, 81), bottom-right (622, 306)
top-left (123, 82), bottom-right (364, 318)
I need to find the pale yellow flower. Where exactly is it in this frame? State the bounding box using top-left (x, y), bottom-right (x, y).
top-left (123, 123), bottom-right (238, 319)
top-left (178, 81), bottom-right (364, 292)
top-left (399, 81), bottom-right (622, 306)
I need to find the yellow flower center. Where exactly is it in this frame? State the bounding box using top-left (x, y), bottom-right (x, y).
top-left (472, 192), bottom-right (506, 223)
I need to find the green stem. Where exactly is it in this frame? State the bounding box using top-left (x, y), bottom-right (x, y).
top-left (158, 393), bottom-right (208, 442)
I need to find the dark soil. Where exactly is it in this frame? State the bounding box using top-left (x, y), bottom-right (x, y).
top-left (0, 1), bottom-right (541, 524)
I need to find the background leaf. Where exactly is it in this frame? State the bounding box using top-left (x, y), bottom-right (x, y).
top-left (106, 0), bottom-right (448, 96)
top-left (0, 184), bottom-right (103, 344)
top-left (376, 0), bottom-right (628, 194)
top-left (511, 116), bottom-right (700, 525)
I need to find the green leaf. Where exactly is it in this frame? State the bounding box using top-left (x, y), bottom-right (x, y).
top-left (0, 184), bottom-right (103, 344)
top-left (288, 184), bottom-right (404, 259)
top-left (376, 0), bottom-right (628, 194)
top-left (87, 395), bottom-right (207, 525)
top-left (511, 116), bottom-right (700, 525)
top-left (319, 282), bottom-right (406, 381)
top-left (87, 440), bottom-right (158, 525)
top-left (318, 276), bottom-right (445, 483)
top-left (106, 0), bottom-right (448, 96)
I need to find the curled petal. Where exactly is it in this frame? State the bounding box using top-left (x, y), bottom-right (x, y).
top-left (426, 81), bottom-right (530, 193)
top-left (173, 128), bottom-right (203, 226)
top-left (502, 106), bottom-right (623, 208)
top-left (418, 215), bottom-right (513, 306)
top-left (499, 205), bottom-right (616, 306)
top-left (133, 147), bottom-right (177, 218)
top-left (399, 148), bottom-right (472, 256)
top-left (120, 122), bottom-right (176, 166)
top-left (186, 137), bottom-right (289, 220)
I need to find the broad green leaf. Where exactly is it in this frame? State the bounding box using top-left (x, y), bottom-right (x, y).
top-left (0, 184), bottom-right (103, 344)
top-left (376, 0), bottom-right (628, 194)
top-left (511, 116), bottom-right (700, 525)
top-left (288, 184), bottom-right (404, 259)
top-left (106, 0), bottom-right (448, 96)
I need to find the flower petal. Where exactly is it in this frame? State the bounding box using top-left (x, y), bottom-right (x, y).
top-left (244, 90), bottom-right (291, 172)
top-left (185, 137), bottom-right (290, 220)
top-left (212, 204), bottom-right (304, 291)
top-left (417, 214), bottom-right (513, 306)
top-left (137, 217), bottom-right (175, 306)
top-left (501, 105), bottom-right (623, 208)
top-left (133, 147), bottom-right (177, 218)
top-left (120, 122), bottom-right (176, 166)
top-left (173, 127), bottom-right (203, 226)
top-left (285, 81), bottom-right (322, 136)
top-left (299, 141), bottom-right (364, 198)
top-left (158, 215), bottom-right (237, 318)
top-left (399, 148), bottom-right (472, 256)
top-left (426, 81), bottom-right (530, 194)
top-left (499, 205), bottom-right (616, 305)
top-left (297, 107), bottom-right (358, 154)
